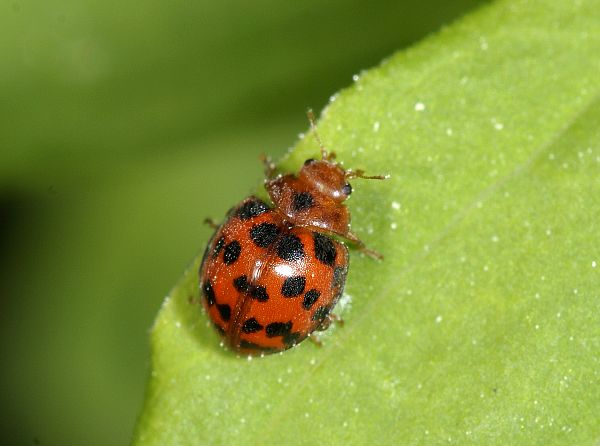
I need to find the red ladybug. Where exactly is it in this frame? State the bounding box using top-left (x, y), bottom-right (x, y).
top-left (199, 111), bottom-right (385, 355)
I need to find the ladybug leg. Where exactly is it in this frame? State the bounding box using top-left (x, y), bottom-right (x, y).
top-left (309, 313), bottom-right (344, 346)
top-left (315, 313), bottom-right (344, 332)
top-left (259, 153), bottom-right (277, 179)
top-left (315, 316), bottom-right (331, 332)
top-left (346, 231), bottom-right (384, 260)
top-left (309, 335), bottom-right (323, 347)
top-left (203, 218), bottom-right (220, 229)
top-left (328, 313), bottom-right (344, 327)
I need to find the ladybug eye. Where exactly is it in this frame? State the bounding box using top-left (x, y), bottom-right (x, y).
top-left (304, 158), bottom-right (316, 166)
top-left (342, 183), bottom-right (352, 196)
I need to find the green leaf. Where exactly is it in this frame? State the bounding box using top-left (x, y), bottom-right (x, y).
top-left (133, 0), bottom-right (600, 444)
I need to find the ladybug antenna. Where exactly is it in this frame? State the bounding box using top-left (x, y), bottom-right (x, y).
top-left (345, 169), bottom-right (388, 180)
top-left (306, 109), bottom-right (329, 160)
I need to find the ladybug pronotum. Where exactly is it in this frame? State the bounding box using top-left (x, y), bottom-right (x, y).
top-left (199, 111), bottom-right (385, 355)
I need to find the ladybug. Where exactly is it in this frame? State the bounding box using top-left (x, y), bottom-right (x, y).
top-left (199, 111), bottom-right (385, 355)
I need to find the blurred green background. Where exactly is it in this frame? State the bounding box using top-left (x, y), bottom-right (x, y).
top-left (0, 1), bottom-right (487, 444)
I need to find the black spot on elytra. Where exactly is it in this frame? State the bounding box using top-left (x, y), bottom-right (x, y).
top-left (203, 280), bottom-right (215, 306)
top-left (238, 340), bottom-right (261, 350)
top-left (250, 222), bottom-right (280, 248)
top-left (313, 232), bottom-right (336, 266)
top-left (217, 303), bottom-right (231, 321)
top-left (303, 289), bottom-right (321, 310)
top-left (233, 275), bottom-right (249, 292)
top-left (276, 234), bottom-right (304, 261)
top-left (265, 321), bottom-right (292, 337)
top-left (238, 340), bottom-right (279, 353)
top-left (242, 318), bottom-right (263, 333)
top-left (312, 305), bottom-right (331, 322)
top-left (223, 240), bottom-right (241, 264)
top-left (292, 191), bottom-right (315, 212)
top-left (237, 199), bottom-right (269, 220)
top-left (250, 285), bottom-right (269, 302)
top-left (281, 276), bottom-right (306, 297)
top-left (304, 158), bottom-right (315, 165)
top-left (212, 236), bottom-right (225, 258)
top-left (315, 317), bottom-right (332, 332)
top-left (283, 331), bottom-right (302, 347)
top-left (332, 265), bottom-right (347, 289)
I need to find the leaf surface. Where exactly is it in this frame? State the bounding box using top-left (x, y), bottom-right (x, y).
top-left (134, 1), bottom-right (600, 444)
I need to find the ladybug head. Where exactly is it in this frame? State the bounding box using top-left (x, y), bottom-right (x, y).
top-left (299, 158), bottom-right (352, 202)
top-left (300, 109), bottom-right (387, 202)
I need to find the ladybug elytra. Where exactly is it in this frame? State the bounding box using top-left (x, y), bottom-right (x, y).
top-left (199, 110), bottom-right (385, 355)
